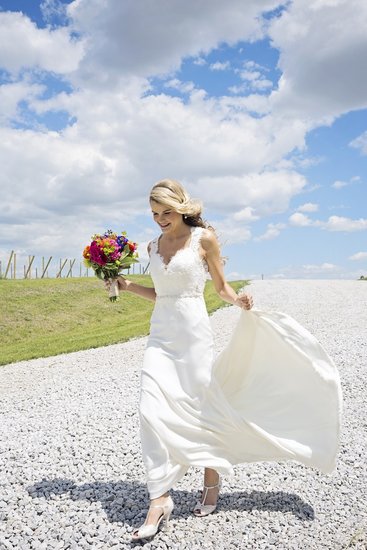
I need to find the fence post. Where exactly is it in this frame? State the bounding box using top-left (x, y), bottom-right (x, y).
top-left (24, 256), bottom-right (35, 279)
top-left (56, 259), bottom-right (68, 278)
top-left (13, 253), bottom-right (17, 279)
top-left (66, 259), bottom-right (75, 278)
top-left (4, 251), bottom-right (14, 279)
top-left (41, 257), bottom-right (52, 278)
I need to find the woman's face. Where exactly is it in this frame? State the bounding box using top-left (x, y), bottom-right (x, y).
top-left (150, 200), bottom-right (183, 233)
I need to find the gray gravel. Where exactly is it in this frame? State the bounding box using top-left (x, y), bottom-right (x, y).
top-left (0, 279), bottom-right (366, 550)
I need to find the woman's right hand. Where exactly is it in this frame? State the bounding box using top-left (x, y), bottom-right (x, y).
top-left (104, 276), bottom-right (129, 292)
top-left (116, 275), bottom-right (129, 291)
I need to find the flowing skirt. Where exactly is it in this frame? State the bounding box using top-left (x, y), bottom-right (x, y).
top-left (140, 297), bottom-right (342, 499)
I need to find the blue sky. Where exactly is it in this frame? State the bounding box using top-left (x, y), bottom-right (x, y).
top-left (0, 0), bottom-right (366, 279)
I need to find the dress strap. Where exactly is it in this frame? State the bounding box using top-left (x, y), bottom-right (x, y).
top-left (149, 237), bottom-right (159, 257)
top-left (190, 226), bottom-right (210, 273)
top-left (189, 226), bottom-right (204, 253)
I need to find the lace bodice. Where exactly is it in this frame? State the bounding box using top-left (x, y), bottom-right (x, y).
top-left (149, 226), bottom-right (209, 298)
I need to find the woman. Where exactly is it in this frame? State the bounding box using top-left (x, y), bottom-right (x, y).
top-left (108, 179), bottom-right (341, 542)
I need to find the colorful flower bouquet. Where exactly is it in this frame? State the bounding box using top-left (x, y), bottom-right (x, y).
top-left (83, 230), bottom-right (139, 301)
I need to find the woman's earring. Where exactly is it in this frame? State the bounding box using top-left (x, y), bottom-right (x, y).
top-left (184, 215), bottom-right (188, 219)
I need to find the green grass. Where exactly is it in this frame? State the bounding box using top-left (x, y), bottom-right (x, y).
top-left (0, 276), bottom-right (248, 366)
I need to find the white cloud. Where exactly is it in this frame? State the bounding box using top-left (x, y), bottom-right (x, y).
top-left (289, 212), bottom-right (313, 226)
top-left (323, 216), bottom-right (367, 232)
top-left (0, 125), bottom-right (147, 257)
top-left (40, 0), bottom-right (69, 24)
top-left (243, 60), bottom-right (263, 70)
top-left (289, 213), bottom-right (367, 231)
top-left (213, 219), bottom-right (252, 245)
top-left (0, 11), bottom-right (84, 74)
top-left (0, 69), bottom-right (309, 259)
top-left (236, 62), bottom-right (273, 92)
top-left (210, 61), bottom-right (230, 71)
top-left (332, 176), bottom-right (361, 189)
top-left (251, 78), bottom-right (273, 90)
top-left (164, 79), bottom-right (195, 93)
top-left (350, 131), bottom-right (367, 155)
top-left (68, 0), bottom-right (279, 84)
top-left (240, 70), bottom-right (262, 81)
top-left (332, 180), bottom-right (348, 189)
top-left (193, 57), bottom-right (206, 66)
top-left (296, 202), bottom-right (319, 213)
top-left (0, 79), bottom-right (45, 124)
top-left (233, 207), bottom-right (259, 222)
top-left (228, 84), bottom-right (246, 95)
top-left (349, 252), bottom-right (367, 261)
top-left (269, 0), bottom-right (367, 120)
top-left (255, 222), bottom-right (286, 241)
top-left (196, 171), bottom-right (307, 215)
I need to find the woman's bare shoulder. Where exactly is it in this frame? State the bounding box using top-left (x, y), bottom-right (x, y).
top-left (199, 228), bottom-right (219, 250)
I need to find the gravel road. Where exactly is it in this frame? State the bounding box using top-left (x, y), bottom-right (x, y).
top-left (0, 280), bottom-right (366, 549)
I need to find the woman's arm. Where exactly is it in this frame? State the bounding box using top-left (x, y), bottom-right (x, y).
top-left (118, 278), bottom-right (156, 302)
top-left (200, 229), bottom-right (253, 310)
top-left (106, 242), bottom-right (156, 302)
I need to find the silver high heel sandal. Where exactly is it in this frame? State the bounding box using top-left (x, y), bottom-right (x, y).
top-left (131, 496), bottom-right (174, 541)
top-left (193, 479), bottom-right (222, 517)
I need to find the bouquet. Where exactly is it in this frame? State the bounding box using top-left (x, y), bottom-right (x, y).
top-left (83, 230), bottom-right (139, 301)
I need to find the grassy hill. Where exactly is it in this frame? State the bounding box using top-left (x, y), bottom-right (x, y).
top-left (0, 276), bottom-right (248, 366)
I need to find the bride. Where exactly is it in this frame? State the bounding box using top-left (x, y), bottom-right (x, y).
top-left (106, 179), bottom-right (341, 542)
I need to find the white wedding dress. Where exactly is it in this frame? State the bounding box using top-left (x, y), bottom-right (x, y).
top-left (140, 226), bottom-right (342, 499)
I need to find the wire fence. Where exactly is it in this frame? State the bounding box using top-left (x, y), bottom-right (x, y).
top-left (0, 251), bottom-right (150, 280)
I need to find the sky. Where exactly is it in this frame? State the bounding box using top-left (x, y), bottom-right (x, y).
top-left (0, 0), bottom-right (366, 280)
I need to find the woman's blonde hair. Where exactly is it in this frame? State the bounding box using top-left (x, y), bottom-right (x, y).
top-left (149, 179), bottom-right (212, 229)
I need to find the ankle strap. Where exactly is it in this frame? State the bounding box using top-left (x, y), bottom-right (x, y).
top-left (150, 498), bottom-right (172, 510)
top-left (203, 482), bottom-right (220, 489)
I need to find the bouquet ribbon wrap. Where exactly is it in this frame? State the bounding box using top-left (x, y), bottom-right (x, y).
top-left (108, 279), bottom-right (120, 302)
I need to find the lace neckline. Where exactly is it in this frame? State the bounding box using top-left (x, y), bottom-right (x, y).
top-left (156, 226), bottom-right (195, 269)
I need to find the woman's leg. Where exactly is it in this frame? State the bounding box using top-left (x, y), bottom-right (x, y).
top-left (131, 490), bottom-right (173, 540)
top-left (202, 467), bottom-right (220, 505)
top-left (137, 491), bottom-right (171, 527)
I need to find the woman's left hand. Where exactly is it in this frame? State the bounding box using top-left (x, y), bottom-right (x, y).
top-left (235, 293), bottom-right (254, 310)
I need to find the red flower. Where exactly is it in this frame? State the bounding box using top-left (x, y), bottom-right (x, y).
top-left (90, 240), bottom-right (107, 266)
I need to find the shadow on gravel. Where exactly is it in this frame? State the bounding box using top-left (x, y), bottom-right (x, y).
top-left (218, 490), bottom-right (314, 520)
top-left (27, 478), bottom-right (314, 525)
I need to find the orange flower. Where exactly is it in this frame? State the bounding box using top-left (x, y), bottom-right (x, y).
top-left (83, 245), bottom-right (91, 259)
